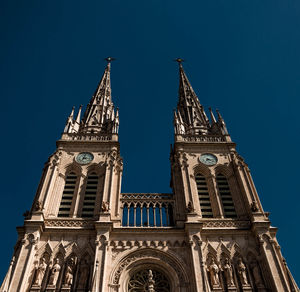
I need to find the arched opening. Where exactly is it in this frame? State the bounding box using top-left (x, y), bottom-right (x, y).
top-left (128, 268), bottom-right (170, 292)
top-left (58, 172), bottom-right (78, 217)
top-left (195, 173), bottom-right (213, 218)
top-left (216, 174), bottom-right (237, 218)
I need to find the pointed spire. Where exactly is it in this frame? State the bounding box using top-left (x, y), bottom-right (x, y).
top-left (63, 106), bottom-right (75, 133)
top-left (175, 59), bottom-right (210, 135)
top-left (209, 107), bottom-right (217, 124)
top-left (73, 105), bottom-right (82, 133)
top-left (80, 58), bottom-right (118, 134)
top-left (216, 109), bottom-right (229, 135)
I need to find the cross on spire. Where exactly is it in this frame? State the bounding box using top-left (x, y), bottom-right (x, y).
top-left (105, 57), bottom-right (116, 63)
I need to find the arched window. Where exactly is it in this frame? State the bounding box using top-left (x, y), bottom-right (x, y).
top-left (216, 174), bottom-right (237, 218)
top-left (58, 172), bottom-right (77, 217)
top-left (195, 174), bottom-right (213, 218)
top-left (128, 269), bottom-right (170, 292)
top-left (81, 172), bottom-right (98, 218)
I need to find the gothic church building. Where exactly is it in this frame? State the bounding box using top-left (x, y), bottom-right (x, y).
top-left (1, 60), bottom-right (298, 292)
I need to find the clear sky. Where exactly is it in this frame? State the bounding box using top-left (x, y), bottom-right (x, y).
top-left (0, 0), bottom-right (299, 284)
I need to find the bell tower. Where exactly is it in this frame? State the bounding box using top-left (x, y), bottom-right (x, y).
top-left (0, 59), bottom-right (123, 292)
top-left (170, 59), bottom-right (298, 292)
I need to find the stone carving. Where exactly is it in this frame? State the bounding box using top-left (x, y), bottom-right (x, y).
top-left (33, 257), bottom-right (47, 286)
top-left (48, 258), bottom-right (61, 286)
top-left (64, 264), bottom-right (73, 286)
top-left (186, 201), bottom-right (195, 213)
top-left (34, 201), bottom-right (43, 211)
top-left (77, 259), bottom-right (90, 289)
top-left (64, 257), bottom-right (76, 287)
top-left (237, 258), bottom-right (248, 286)
top-left (101, 201), bottom-right (110, 212)
top-left (45, 219), bottom-right (93, 228)
top-left (147, 270), bottom-right (155, 292)
top-left (202, 220), bottom-right (250, 228)
top-left (113, 249), bottom-right (185, 285)
top-left (222, 258), bottom-right (234, 287)
top-left (208, 258), bottom-right (220, 287)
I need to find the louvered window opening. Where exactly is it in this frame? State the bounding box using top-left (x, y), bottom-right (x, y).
top-left (195, 174), bottom-right (213, 218)
top-left (122, 203), bottom-right (174, 227)
top-left (58, 173), bottom-right (77, 217)
top-left (216, 174), bottom-right (237, 218)
top-left (81, 173), bottom-right (98, 218)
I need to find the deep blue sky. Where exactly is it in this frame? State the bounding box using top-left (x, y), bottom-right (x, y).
top-left (0, 0), bottom-right (299, 284)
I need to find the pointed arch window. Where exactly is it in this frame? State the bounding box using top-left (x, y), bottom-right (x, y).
top-left (216, 174), bottom-right (237, 218)
top-left (58, 172), bottom-right (77, 217)
top-left (81, 172), bottom-right (99, 218)
top-left (195, 174), bottom-right (213, 218)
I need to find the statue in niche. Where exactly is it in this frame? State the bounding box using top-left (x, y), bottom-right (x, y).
top-left (208, 258), bottom-right (220, 287)
top-left (222, 258), bottom-right (234, 287)
top-left (251, 261), bottom-right (264, 287)
top-left (48, 258), bottom-right (61, 286)
top-left (33, 257), bottom-right (47, 286)
top-left (237, 258), bottom-right (248, 286)
top-left (64, 259), bottom-right (75, 287)
top-left (78, 259), bottom-right (89, 289)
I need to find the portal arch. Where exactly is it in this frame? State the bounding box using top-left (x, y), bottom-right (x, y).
top-left (109, 248), bottom-right (190, 292)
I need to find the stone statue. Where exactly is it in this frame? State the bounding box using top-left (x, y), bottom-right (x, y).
top-left (208, 258), bottom-right (220, 287)
top-left (48, 258), bottom-right (61, 286)
top-left (35, 201), bottom-right (42, 211)
top-left (186, 201), bottom-right (194, 213)
top-left (237, 258), bottom-right (248, 285)
top-left (147, 269), bottom-right (155, 292)
top-left (222, 258), bottom-right (234, 287)
top-left (101, 201), bottom-right (110, 212)
top-left (64, 263), bottom-right (73, 286)
top-left (33, 257), bottom-right (47, 286)
top-left (78, 259), bottom-right (89, 289)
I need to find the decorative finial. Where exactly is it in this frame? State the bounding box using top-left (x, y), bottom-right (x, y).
top-left (174, 58), bottom-right (185, 64)
top-left (104, 57), bottom-right (116, 63)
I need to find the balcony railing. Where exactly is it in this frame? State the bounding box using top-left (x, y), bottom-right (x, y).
top-left (121, 193), bottom-right (175, 227)
top-left (175, 134), bottom-right (229, 143)
top-left (60, 133), bottom-right (118, 142)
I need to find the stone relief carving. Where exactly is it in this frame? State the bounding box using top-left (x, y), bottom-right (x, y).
top-left (45, 219), bottom-right (94, 228)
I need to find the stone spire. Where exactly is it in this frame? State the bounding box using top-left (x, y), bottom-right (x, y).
top-left (175, 59), bottom-right (210, 135)
top-left (79, 57), bottom-right (118, 134)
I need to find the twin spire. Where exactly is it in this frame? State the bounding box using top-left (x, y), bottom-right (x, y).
top-left (174, 59), bottom-right (229, 136)
top-left (63, 58), bottom-right (119, 135)
top-left (63, 58), bottom-right (228, 138)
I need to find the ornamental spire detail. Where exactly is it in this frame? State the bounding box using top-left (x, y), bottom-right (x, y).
top-left (173, 59), bottom-right (229, 138)
top-left (62, 58), bottom-right (119, 136)
top-left (175, 60), bottom-right (210, 135)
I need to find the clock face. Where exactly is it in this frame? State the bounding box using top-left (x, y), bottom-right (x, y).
top-left (199, 153), bottom-right (218, 166)
top-left (76, 152), bottom-right (94, 165)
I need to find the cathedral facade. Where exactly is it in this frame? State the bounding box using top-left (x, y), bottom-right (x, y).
top-left (1, 60), bottom-right (298, 292)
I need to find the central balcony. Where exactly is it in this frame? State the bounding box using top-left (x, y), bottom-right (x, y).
top-left (121, 193), bottom-right (175, 227)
